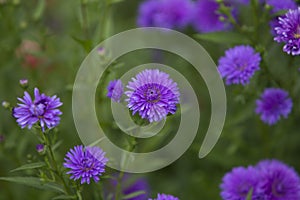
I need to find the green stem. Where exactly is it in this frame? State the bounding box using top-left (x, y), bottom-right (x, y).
top-left (80, 0), bottom-right (89, 39)
top-left (115, 138), bottom-right (137, 200)
top-left (38, 130), bottom-right (70, 194)
top-left (99, 0), bottom-right (112, 42)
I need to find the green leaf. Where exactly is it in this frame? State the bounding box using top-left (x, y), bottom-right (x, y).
top-left (0, 177), bottom-right (65, 193)
top-left (52, 195), bottom-right (76, 200)
top-left (109, 0), bottom-right (124, 5)
top-left (71, 36), bottom-right (92, 52)
top-left (194, 32), bottom-right (250, 45)
top-left (246, 188), bottom-right (253, 200)
top-left (10, 162), bottom-right (46, 173)
top-left (122, 190), bottom-right (146, 200)
top-left (33, 0), bottom-right (46, 21)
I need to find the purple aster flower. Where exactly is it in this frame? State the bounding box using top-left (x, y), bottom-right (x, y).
top-left (125, 69), bottom-right (180, 123)
top-left (274, 8), bottom-right (300, 55)
top-left (220, 166), bottom-right (261, 200)
top-left (12, 88), bottom-right (62, 132)
top-left (256, 159), bottom-right (300, 199)
top-left (36, 144), bottom-right (44, 153)
top-left (149, 193), bottom-right (179, 200)
top-left (63, 145), bottom-right (108, 184)
top-left (255, 88), bottom-right (292, 125)
top-left (192, 0), bottom-right (234, 33)
top-left (107, 80), bottom-right (124, 102)
top-left (218, 45), bottom-right (261, 85)
top-left (137, 0), bottom-right (193, 29)
top-left (105, 173), bottom-right (150, 200)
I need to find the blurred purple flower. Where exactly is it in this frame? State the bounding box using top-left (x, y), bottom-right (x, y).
top-left (218, 45), bottom-right (261, 85)
top-left (137, 0), bottom-right (193, 29)
top-left (125, 69), bottom-right (180, 123)
top-left (105, 174), bottom-right (150, 200)
top-left (149, 193), bottom-right (179, 200)
top-left (36, 144), bottom-right (44, 153)
top-left (192, 0), bottom-right (234, 33)
top-left (0, 134), bottom-right (5, 143)
top-left (107, 79), bottom-right (124, 102)
top-left (12, 88), bottom-right (62, 132)
top-left (220, 166), bottom-right (261, 200)
top-left (64, 145), bottom-right (108, 184)
top-left (265, 0), bottom-right (297, 14)
top-left (255, 88), bottom-right (292, 125)
top-left (256, 159), bottom-right (300, 199)
top-left (274, 8), bottom-right (300, 55)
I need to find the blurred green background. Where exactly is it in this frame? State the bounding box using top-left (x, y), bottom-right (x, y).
top-left (1, 0), bottom-right (300, 199)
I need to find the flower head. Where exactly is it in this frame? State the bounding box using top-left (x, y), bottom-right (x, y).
top-left (220, 166), bottom-right (261, 200)
top-left (192, 0), bottom-right (234, 33)
top-left (218, 45), bottom-right (261, 85)
top-left (64, 145), bottom-right (108, 184)
top-left (125, 69), bottom-right (180, 123)
top-left (255, 88), bottom-right (292, 125)
top-left (19, 79), bottom-right (28, 88)
top-left (12, 88), bottom-right (62, 132)
top-left (107, 79), bottom-right (124, 102)
top-left (137, 0), bottom-right (193, 29)
top-left (150, 193), bottom-right (179, 200)
top-left (36, 144), bottom-right (44, 153)
top-left (0, 134), bottom-right (5, 143)
top-left (256, 159), bottom-right (300, 199)
top-left (274, 8), bottom-right (300, 55)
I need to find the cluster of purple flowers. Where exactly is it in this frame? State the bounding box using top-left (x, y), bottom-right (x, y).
top-left (137, 0), bottom-right (237, 33)
top-left (220, 159), bottom-right (300, 200)
top-left (149, 193), bottom-right (179, 200)
top-left (107, 69), bottom-right (180, 123)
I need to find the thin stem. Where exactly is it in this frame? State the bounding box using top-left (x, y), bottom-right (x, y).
top-left (80, 0), bottom-right (89, 39)
top-left (115, 137), bottom-right (137, 200)
top-left (99, 0), bottom-right (112, 42)
top-left (38, 130), bottom-right (70, 194)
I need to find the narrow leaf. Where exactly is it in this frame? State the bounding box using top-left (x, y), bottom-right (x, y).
top-left (122, 190), bottom-right (146, 200)
top-left (246, 188), bottom-right (253, 200)
top-left (10, 162), bottom-right (46, 173)
top-left (194, 32), bottom-right (250, 45)
top-left (0, 177), bottom-right (65, 193)
top-left (52, 195), bottom-right (76, 200)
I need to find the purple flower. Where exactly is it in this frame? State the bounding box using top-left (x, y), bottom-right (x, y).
top-left (192, 0), bottom-right (234, 33)
top-left (265, 0), bottom-right (297, 14)
top-left (256, 159), bottom-right (300, 199)
top-left (125, 69), bottom-right (180, 123)
top-left (255, 88), bottom-right (292, 125)
top-left (12, 88), bottom-right (62, 132)
top-left (105, 174), bottom-right (150, 200)
top-left (218, 45), bottom-right (261, 85)
top-left (137, 0), bottom-right (193, 29)
top-left (149, 193), bottom-right (179, 200)
top-left (107, 80), bottom-right (124, 102)
top-left (274, 8), bottom-right (300, 55)
top-left (63, 145), bottom-right (108, 184)
top-left (36, 144), bottom-right (44, 153)
top-left (220, 166), bottom-right (261, 200)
